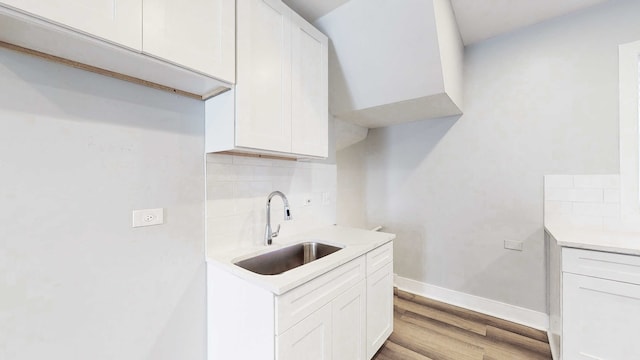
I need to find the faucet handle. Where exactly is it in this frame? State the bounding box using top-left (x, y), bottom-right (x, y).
top-left (272, 224), bottom-right (281, 238)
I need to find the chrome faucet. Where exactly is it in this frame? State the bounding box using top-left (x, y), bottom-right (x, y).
top-left (264, 191), bottom-right (292, 246)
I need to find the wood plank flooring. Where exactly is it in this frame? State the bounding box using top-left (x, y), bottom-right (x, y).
top-left (373, 289), bottom-right (552, 360)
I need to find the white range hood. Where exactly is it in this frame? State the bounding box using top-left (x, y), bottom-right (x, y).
top-left (315, 0), bottom-right (463, 129)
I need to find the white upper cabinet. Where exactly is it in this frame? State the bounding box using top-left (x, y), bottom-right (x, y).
top-left (235, 0), bottom-right (292, 153)
top-left (290, 12), bottom-right (328, 158)
top-left (143, 0), bottom-right (235, 83)
top-left (0, 0), bottom-right (235, 98)
top-left (206, 0), bottom-right (329, 159)
top-left (0, 0), bottom-right (142, 50)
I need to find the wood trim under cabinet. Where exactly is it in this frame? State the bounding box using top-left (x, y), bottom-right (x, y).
top-left (0, 40), bottom-right (220, 100)
top-left (217, 151), bottom-right (298, 162)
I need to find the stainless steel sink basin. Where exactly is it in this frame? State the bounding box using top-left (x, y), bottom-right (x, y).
top-left (234, 242), bottom-right (344, 275)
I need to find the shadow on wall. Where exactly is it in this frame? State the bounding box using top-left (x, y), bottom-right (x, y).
top-left (458, 227), bottom-right (546, 311)
top-left (337, 114), bottom-right (460, 279)
top-left (326, 40), bottom-right (355, 116)
top-left (146, 262), bottom-right (207, 360)
top-left (0, 47), bottom-right (203, 133)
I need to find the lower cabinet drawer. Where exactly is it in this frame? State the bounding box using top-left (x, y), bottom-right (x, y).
top-left (563, 247), bottom-right (640, 285)
top-left (366, 241), bottom-right (393, 275)
top-left (276, 256), bottom-right (365, 335)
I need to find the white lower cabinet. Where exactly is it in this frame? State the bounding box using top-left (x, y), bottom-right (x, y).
top-left (366, 262), bottom-right (394, 358)
top-left (277, 281), bottom-right (367, 360)
top-left (558, 247), bottom-right (640, 360)
top-left (563, 273), bottom-right (640, 359)
top-left (207, 240), bottom-right (394, 360)
top-left (332, 281), bottom-right (367, 360)
top-left (277, 303), bottom-right (333, 360)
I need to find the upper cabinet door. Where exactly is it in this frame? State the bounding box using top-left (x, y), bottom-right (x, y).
top-left (290, 12), bottom-right (328, 158)
top-left (0, 0), bottom-right (142, 50)
top-left (235, 0), bottom-right (292, 153)
top-left (142, 0), bottom-right (235, 83)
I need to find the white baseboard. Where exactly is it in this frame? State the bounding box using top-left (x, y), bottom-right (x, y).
top-left (394, 275), bottom-right (549, 331)
top-left (548, 330), bottom-right (559, 360)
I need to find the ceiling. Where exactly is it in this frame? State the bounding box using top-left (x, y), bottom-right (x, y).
top-left (282, 0), bottom-right (611, 45)
top-left (282, 0), bottom-right (350, 24)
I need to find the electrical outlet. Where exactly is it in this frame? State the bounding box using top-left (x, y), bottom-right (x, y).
top-left (322, 192), bottom-right (330, 205)
top-left (303, 197), bottom-right (312, 206)
top-left (504, 240), bottom-right (523, 251)
top-left (132, 208), bottom-right (164, 228)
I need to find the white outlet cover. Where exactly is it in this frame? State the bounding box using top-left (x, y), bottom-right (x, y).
top-left (321, 192), bottom-right (330, 205)
top-left (504, 239), bottom-right (523, 251)
top-left (132, 208), bottom-right (164, 228)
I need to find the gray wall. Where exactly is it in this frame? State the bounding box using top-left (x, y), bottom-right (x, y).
top-left (0, 48), bottom-right (207, 359)
top-left (337, 0), bottom-right (639, 312)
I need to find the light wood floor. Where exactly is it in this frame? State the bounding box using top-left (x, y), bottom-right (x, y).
top-left (373, 289), bottom-right (552, 360)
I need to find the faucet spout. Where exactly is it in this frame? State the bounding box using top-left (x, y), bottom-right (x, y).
top-left (265, 191), bottom-right (292, 245)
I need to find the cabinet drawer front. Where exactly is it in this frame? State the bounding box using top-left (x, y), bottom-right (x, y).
top-left (276, 303), bottom-right (332, 360)
top-left (563, 248), bottom-right (640, 285)
top-left (276, 256), bottom-right (365, 334)
top-left (367, 241), bottom-right (393, 275)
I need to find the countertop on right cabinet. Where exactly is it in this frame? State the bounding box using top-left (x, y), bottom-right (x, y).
top-left (546, 223), bottom-right (640, 360)
top-left (545, 222), bottom-right (640, 255)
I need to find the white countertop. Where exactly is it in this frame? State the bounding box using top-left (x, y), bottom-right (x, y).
top-left (545, 222), bottom-right (640, 256)
top-left (206, 225), bottom-right (396, 295)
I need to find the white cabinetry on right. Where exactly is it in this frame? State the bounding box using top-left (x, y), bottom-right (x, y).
top-left (205, 0), bottom-right (328, 159)
top-left (561, 248), bottom-right (640, 360)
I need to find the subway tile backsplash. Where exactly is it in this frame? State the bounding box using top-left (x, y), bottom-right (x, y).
top-left (205, 154), bottom-right (337, 254)
top-left (544, 174), bottom-right (620, 229)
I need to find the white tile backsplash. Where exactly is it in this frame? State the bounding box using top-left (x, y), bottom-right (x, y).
top-left (572, 202), bottom-right (604, 217)
top-left (544, 201), bottom-right (573, 217)
top-left (573, 175), bottom-right (603, 188)
top-left (601, 175), bottom-right (621, 189)
top-left (206, 154), bottom-right (337, 254)
top-left (544, 174), bottom-right (620, 229)
top-left (545, 187), bottom-right (574, 202)
top-left (572, 188), bottom-right (603, 202)
top-left (603, 189), bottom-right (621, 204)
top-left (544, 175), bottom-right (573, 188)
top-left (601, 203), bottom-right (621, 218)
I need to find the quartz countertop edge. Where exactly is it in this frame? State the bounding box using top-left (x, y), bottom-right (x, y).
top-left (545, 222), bottom-right (640, 256)
top-left (206, 225), bottom-right (396, 295)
